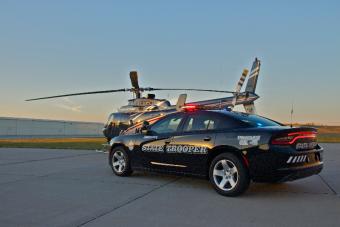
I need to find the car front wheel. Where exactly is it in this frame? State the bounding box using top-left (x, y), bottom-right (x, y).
top-left (209, 153), bottom-right (250, 196)
top-left (109, 146), bottom-right (132, 176)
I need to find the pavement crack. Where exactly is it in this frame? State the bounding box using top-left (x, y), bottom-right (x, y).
top-left (77, 176), bottom-right (182, 227)
top-left (318, 174), bottom-right (337, 195)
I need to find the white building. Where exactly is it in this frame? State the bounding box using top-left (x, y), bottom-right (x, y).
top-left (0, 117), bottom-right (104, 138)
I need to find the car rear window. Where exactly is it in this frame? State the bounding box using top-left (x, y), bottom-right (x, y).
top-left (231, 113), bottom-right (282, 127)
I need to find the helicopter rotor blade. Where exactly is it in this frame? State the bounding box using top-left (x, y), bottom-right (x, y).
top-left (142, 88), bottom-right (236, 94)
top-left (25, 89), bottom-right (130, 101)
top-left (25, 87), bottom-right (235, 102)
top-left (130, 71), bottom-right (141, 98)
top-left (129, 71), bottom-right (139, 89)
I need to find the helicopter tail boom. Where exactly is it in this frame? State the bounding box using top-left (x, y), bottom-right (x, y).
top-left (185, 58), bottom-right (261, 113)
top-left (243, 102), bottom-right (256, 114)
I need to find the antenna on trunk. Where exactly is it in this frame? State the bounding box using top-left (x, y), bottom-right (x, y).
top-left (290, 101), bottom-right (294, 128)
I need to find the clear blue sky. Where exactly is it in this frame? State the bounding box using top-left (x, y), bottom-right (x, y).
top-left (0, 0), bottom-right (339, 124)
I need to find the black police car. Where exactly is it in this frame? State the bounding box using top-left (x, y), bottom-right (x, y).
top-left (108, 107), bottom-right (323, 196)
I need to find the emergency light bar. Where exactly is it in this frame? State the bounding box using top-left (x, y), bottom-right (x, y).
top-left (181, 104), bottom-right (232, 112)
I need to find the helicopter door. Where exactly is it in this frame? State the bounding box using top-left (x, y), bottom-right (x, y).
top-left (138, 113), bottom-right (185, 170)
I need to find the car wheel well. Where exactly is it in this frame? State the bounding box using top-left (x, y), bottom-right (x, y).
top-left (207, 146), bottom-right (247, 176)
top-left (110, 143), bottom-right (127, 153)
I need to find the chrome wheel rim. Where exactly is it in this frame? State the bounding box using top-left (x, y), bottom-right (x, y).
top-left (213, 159), bottom-right (238, 191)
top-left (112, 151), bottom-right (126, 173)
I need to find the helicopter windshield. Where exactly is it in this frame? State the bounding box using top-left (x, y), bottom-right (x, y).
top-left (106, 114), bottom-right (114, 125)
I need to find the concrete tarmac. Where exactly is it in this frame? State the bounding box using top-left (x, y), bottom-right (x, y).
top-left (0, 144), bottom-right (339, 227)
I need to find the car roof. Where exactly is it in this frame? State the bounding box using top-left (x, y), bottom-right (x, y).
top-left (178, 109), bottom-right (282, 126)
top-left (209, 109), bottom-right (252, 117)
top-left (181, 109), bottom-right (252, 118)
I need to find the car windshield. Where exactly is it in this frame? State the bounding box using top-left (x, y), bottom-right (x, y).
top-left (230, 112), bottom-right (282, 127)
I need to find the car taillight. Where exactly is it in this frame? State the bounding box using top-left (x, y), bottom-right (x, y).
top-left (271, 131), bottom-right (317, 145)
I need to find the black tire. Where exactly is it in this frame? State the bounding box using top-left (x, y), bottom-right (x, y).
top-left (109, 146), bottom-right (133, 177)
top-left (209, 153), bottom-right (250, 196)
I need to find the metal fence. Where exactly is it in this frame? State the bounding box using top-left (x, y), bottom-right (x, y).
top-left (0, 117), bottom-right (104, 138)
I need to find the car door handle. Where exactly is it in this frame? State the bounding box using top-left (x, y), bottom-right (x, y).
top-left (203, 136), bottom-right (212, 141)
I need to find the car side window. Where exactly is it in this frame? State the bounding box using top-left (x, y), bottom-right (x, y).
top-left (183, 113), bottom-right (218, 132)
top-left (150, 114), bottom-right (184, 134)
top-left (183, 112), bottom-right (245, 132)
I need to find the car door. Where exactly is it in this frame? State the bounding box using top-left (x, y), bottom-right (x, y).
top-left (137, 112), bottom-right (185, 170)
top-left (164, 111), bottom-right (218, 175)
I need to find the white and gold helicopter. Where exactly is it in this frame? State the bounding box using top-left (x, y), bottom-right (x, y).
top-left (27, 58), bottom-right (261, 141)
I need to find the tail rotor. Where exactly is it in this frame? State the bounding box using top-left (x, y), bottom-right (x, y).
top-left (231, 69), bottom-right (249, 108)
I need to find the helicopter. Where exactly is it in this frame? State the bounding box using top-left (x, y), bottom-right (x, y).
top-left (26, 58), bottom-right (261, 141)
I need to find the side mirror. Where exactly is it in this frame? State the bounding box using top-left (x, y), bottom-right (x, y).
top-left (141, 121), bottom-right (150, 134)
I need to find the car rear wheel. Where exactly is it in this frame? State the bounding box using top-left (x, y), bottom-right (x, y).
top-left (109, 146), bottom-right (132, 176)
top-left (209, 153), bottom-right (250, 196)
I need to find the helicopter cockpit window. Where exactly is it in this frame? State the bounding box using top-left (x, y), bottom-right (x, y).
top-left (106, 114), bottom-right (114, 125)
top-left (150, 114), bottom-right (184, 134)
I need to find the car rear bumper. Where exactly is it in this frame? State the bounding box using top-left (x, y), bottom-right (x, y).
top-left (249, 146), bottom-right (324, 183)
top-left (275, 162), bottom-right (323, 182)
